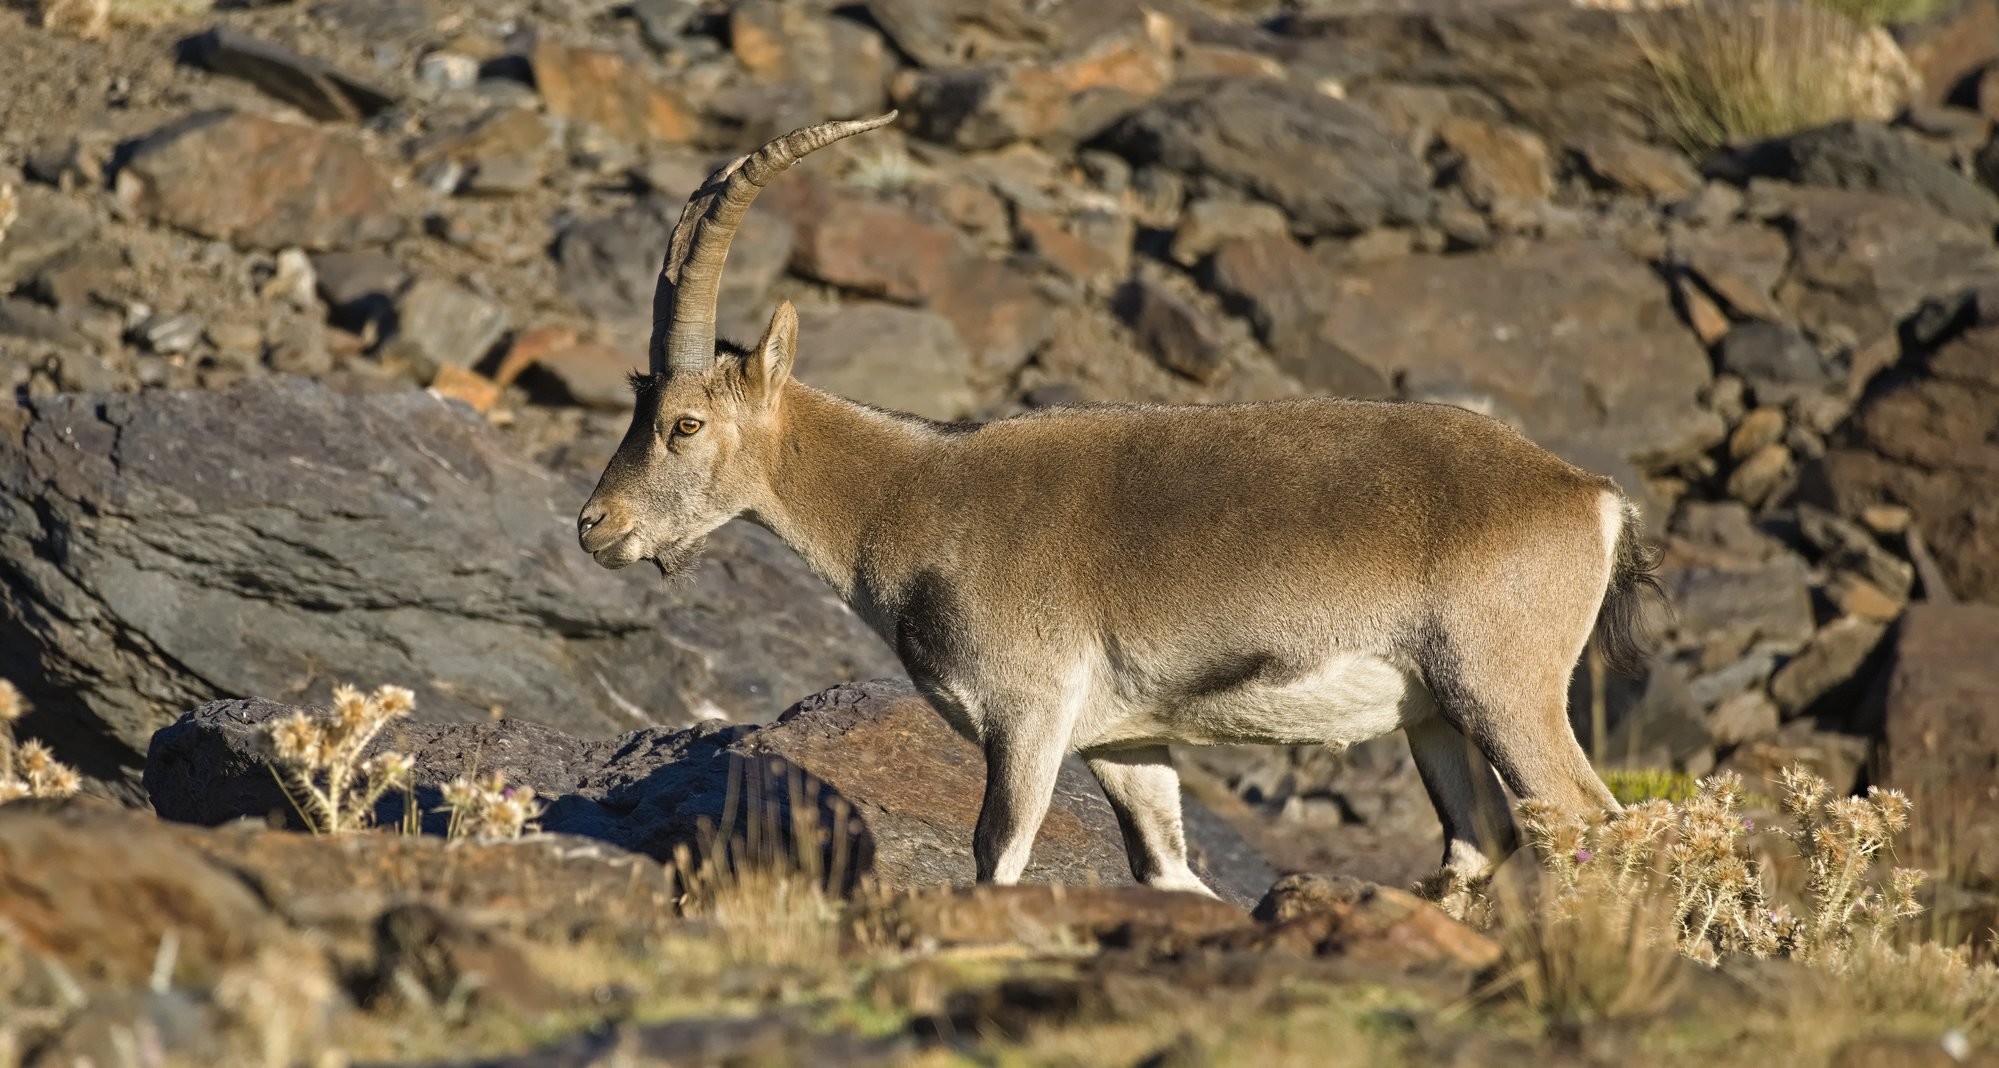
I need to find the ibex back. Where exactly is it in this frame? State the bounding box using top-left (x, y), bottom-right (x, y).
top-left (578, 112), bottom-right (1660, 897)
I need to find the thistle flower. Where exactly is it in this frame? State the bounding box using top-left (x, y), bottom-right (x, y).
top-left (14, 739), bottom-right (53, 777)
top-left (268, 714), bottom-right (325, 766)
top-left (361, 752), bottom-right (414, 785)
top-left (331, 683), bottom-right (370, 728)
top-left (32, 764), bottom-right (81, 799)
top-left (373, 685), bottom-right (416, 717)
top-left (0, 680), bottom-right (25, 723)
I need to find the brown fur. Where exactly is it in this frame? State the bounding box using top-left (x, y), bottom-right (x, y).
top-left (576, 113), bottom-right (1658, 896)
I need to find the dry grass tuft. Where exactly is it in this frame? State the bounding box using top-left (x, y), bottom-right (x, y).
top-left (1632, 1), bottom-right (1917, 154)
top-left (259, 682), bottom-right (416, 834)
top-left (663, 760), bottom-right (872, 970)
top-left (0, 680), bottom-right (81, 803)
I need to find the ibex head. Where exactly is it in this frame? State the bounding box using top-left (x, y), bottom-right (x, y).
top-left (577, 112), bottom-right (897, 574)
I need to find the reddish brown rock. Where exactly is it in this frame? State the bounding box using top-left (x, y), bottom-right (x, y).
top-left (1234, 873), bottom-right (1501, 977)
top-left (116, 110), bottom-right (404, 251)
top-left (1880, 604), bottom-right (1999, 885)
top-left (529, 40), bottom-right (698, 146)
top-left (1434, 116), bottom-right (1553, 208)
top-left (1016, 208), bottom-right (1127, 287)
top-left (877, 884), bottom-right (1246, 949)
top-left (1568, 131), bottom-right (1699, 199)
top-left (786, 193), bottom-right (970, 304)
top-left (729, 0), bottom-right (893, 118)
top-left (896, 13), bottom-right (1176, 150)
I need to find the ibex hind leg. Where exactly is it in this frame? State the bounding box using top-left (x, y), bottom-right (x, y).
top-left (1426, 622), bottom-right (1619, 824)
top-left (1085, 745), bottom-right (1218, 898)
top-left (1404, 712), bottom-right (1520, 880)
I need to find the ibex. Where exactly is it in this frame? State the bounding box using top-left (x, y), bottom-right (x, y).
top-left (578, 112), bottom-right (1659, 897)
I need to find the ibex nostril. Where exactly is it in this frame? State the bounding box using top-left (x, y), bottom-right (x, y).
top-left (578, 505), bottom-right (606, 536)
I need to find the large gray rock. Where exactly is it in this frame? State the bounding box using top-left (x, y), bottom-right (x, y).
top-left (1310, 240), bottom-right (1721, 465)
top-left (0, 379), bottom-right (897, 796)
top-left (144, 679), bottom-right (1277, 907)
top-left (1105, 77), bottom-right (1433, 237)
top-left (792, 302), bottom-right (980, 421)
top-left (1719, 121), bottom-right (1999, 233)
top-left (1774, 188), bottom-right (1999, 352)
top-left (555, 198), bottom-right (791, 325)
top-left (1805, 293), bottom-right (1999, 606)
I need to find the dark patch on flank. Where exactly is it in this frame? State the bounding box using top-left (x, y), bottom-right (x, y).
top-left (1416, 620), bottom-right (1487, 734)
top-left (894, 569), bottom-right (971, 681)
top-left (1179, 650), bottom-right (1287, 700)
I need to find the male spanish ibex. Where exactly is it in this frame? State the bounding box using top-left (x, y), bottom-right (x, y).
top-left (578, 111), bottom-right (1659, 898)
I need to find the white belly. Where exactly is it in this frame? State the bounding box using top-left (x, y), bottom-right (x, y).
top-left (1072, 651), bottom-right (1435, 751)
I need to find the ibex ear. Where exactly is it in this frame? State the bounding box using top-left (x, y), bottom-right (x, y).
top-left (743, 300), bottom-right (798, 400)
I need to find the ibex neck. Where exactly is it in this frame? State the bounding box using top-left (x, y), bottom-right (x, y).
top-left (748, 382), bottom-right (934, 601)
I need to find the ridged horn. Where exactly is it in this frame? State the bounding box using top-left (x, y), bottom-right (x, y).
top-left (650, 110), bottom-right (900, 374)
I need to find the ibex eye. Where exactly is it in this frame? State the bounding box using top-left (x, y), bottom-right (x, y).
top-left (674, 418), bottom-right (704, 436)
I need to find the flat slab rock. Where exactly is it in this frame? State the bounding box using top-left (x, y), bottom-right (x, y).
top-left (146, 679), bottom-right (1278, 907)
top-left (0, 378), bottom-right (897, 796)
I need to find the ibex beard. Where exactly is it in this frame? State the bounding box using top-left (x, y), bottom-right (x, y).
top-left (578, 111), bottom-right (1663, 899)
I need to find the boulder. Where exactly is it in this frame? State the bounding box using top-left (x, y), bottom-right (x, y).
top-left (1716, 121), bottom-right (1999, 232)
top-left (729, 1), bottom-right (893, 120)
top-left (115, 110), bottom-right (404, 251)
top-left (527, 39), bottom-right (698, 146)
top-left (898, 15), bottom-right (1175, 151)
top-left (185, 26), bottom-right (399, 122)
top-left (791, 302), bottom-right (980, 420)
top-left (1105, 77), bottom-right (1432, 236)
top-left (1659, 542), bottom-right (1817, 659)
top-left (1310, 240), bottom-right (1721, 464)
top-left (1880, 604), bottom-right (1999, 888)
top-left (1806, 298), bottom-right (1999, 605)
top-left (145, 679), bottom-right (1277, 907)
top-left (0, 379), bottom-right (897, 795)
top-left (0, 803), bottom-right (672, 989)
top-left (1774, 187), bottom-right (1999, 352)
top-left (556, 198), bottom-right (791, 326)
top-left (381, 276), bottom-right (509, 382)
top-left (1115, 276), bottom-right (1227, 384)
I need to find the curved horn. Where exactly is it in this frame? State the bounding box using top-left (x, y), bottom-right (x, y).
top-left (651, 110), bottom-right (900, 374)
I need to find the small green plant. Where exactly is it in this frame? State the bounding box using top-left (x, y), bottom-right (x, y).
top-left (0, 680), bottom-right (81, 803)
top-left (1602, 767), bottom-right (1700, 805)
top-left (1632, 1), bottom-right (1917, 154)
top-left (1811, 0), bottom-right (1949, 26)
top-left (260, 683), bottom-right (416, 834)
top-left (438, 771), bottom-right (544, 840)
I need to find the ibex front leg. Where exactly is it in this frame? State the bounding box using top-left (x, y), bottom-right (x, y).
top-left (1086, 745), bottom-right (1218, 898)
top-left (974, 713), bottom-right (1071, 884)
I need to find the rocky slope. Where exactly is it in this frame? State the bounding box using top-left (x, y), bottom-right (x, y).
top-left (6, 0), bottom-right (1999, 1061)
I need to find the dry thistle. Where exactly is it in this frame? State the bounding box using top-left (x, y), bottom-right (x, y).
top-left (439, 770), bottom-right (542, 840)
top-left (1518, 765), bottom-right (1928, 971)
top-left (260, 682), bottom-right (416, 834)
top-left (0, 679), bottom-right (82, 804)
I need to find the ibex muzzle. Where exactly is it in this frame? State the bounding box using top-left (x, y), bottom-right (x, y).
top-left (580, 112), bottom-right (1661, 898)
